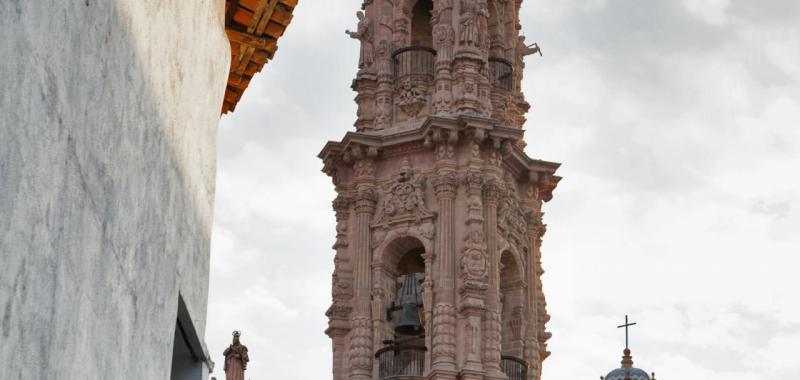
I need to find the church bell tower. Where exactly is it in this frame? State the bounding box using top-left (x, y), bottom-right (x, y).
top-left (320, 1), bottom-right (561, 380)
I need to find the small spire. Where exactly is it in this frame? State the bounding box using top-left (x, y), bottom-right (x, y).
top-left (620, 348), bottom-right (634, 369)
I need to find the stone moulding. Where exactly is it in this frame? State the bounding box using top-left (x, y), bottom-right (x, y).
top-left (318, 115), bottom-right (562, 195)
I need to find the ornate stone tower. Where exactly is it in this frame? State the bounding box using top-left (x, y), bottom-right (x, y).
top-left (319, 1), bottom-right (560, 380)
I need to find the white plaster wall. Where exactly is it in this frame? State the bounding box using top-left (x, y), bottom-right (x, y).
top-left (0, 0), bottom-right (230, 378)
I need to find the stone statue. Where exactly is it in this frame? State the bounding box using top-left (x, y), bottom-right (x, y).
top-left (517, 36), bottom-right (541, 57)
top-left (223, 331), bottom-right (249, 380)
top-left (459, 0), bottom-right (489, 48)
top-left (346, 11), bottom-right (374, 69)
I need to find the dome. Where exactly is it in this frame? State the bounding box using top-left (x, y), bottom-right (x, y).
top-left (604, 367), bottom-right (650, 380)
top-left (601, 348), bottom-right (654, 380)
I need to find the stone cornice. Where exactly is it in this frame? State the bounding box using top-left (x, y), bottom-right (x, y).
top-left (319, 115), bottom-right (562, 199)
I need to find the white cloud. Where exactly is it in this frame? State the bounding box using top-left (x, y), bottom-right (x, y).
top-left (683, 0), bottom-right (731, 26)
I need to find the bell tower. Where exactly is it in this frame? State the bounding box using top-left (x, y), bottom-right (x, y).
top-left (320, 1), bottom-right (560, 380)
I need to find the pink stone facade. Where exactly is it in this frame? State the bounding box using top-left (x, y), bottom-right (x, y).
top-left (320, 1), bottom-right (560, 380)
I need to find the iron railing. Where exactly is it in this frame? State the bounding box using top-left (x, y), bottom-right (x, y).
top-left (500, 355), bottom-right (528, 380)
top-left (488, 57), bottom-right (514, 91)
top-left (375, 345), bottom-right (426, 379)
top-left (392, 46), bottom-right (436, 81)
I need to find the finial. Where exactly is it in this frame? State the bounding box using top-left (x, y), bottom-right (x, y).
top-left (651, 372), bottom-right (656, 380)
top-left (620, 347), bottom-right (634, 369)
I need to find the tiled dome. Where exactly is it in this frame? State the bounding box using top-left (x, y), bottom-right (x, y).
top-left (602, 348), bottom-right (654, 380)
top-left (605, 367), bottom-right (650, 380)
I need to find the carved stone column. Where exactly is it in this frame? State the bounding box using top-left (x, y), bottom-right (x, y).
top-left (374, 39), bottom-right (393, 130)
top-left (422, 250), bottom-right (436, 374)
top-left (432, 1), bottom-right (454, 116)
top-left (522, 210), bottom-right (539, 380)
top-left (353, 78), bottom-right (377, 132)
top-left (430, 172), bottom-right (458, 373)
top-left (481, 178), bottom-right (503, 376)
top-left (349, 187), bottom-right (377, 380)
top-left (328, 194), bottom-right (354, 380)
top-left (459, 172), bottom-right (487, 374)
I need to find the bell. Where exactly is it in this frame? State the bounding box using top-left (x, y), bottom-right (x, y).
top-left (394, 302), bottom-right (423, 336)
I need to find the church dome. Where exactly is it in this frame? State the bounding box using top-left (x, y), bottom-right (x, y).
top-left (604, 367), bottom-right (650, 380)
top-left (602, 348), bottom-right (654, 380)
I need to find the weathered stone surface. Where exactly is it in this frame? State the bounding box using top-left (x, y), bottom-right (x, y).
top-left (0, 0), bottom-right (230, 378)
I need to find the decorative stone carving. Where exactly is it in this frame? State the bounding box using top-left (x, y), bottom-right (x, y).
top-left (431, 304), bottom-right (457, 361)
top-left (354, 159), bottom-right (374, 178)
top-left (396, 81), bottom-right (428, 117)
top-left (373, 159), bottom-right (433, 225)
top-left (433, 23), bottom-right (455, 61)
top-left (326, 303), bottom-right (354, 319)
top-left (459, 0), bottom-right (489, 49)
top-left (431, 172), bottom-right (459, 199)
top-left (348, 316), bottom-right (373, 371)
top-left (428, 128), bottom-right (458, 162)
top-left (346, 11), bottom-right (375, 70)
top-left (460, 229), bottom-right (488, 283)
top-left (375, 95), bottom-right (392, 129)
top-left (482, 310), bottom-right (502, 369)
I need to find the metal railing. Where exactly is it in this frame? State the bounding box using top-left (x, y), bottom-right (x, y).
top-left (500, 355), bottom-right (528, 380)
top-left (375, 345), bottom-right (426, 379)
top-left (488, 57), bottom-right (514, 91)
top-left (392, 46), bottom-right (436, 81)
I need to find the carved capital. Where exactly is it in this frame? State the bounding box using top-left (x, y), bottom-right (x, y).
top-left (354, 188), bottom-right (378, 214)
top-left (431, 173), bottom-right (459, 199)
top-left (482, 179), bottom-right (503, 204)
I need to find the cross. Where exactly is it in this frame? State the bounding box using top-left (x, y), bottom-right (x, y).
top-left (617, 315), bottom-right (637, 349)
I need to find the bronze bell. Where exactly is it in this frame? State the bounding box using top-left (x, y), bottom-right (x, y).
top-left (394, 302), bottom-right (423, 336)
top-left (390, 273), bottom-right (425, 336)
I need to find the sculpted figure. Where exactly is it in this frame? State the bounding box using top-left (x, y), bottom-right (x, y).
top-left (346, 11), bottom-right (375, 69)
top-left (517, 35), bottom-right (541, 57)
top-left (459, 0), bottom-right (489, 48)
top-left (223, 331), bottom-right (249, 380)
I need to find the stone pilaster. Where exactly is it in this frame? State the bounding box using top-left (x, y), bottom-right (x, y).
top-left (431, 1), bottom-right (455, 116)
top-left (482, 179), bottom-right (503, 376)
top-left (349, 187), bottom-right (377, 380)
top-left (430, 172), bottom-right (459, 372)
top-left (328, 194), bottom-right (353, 380)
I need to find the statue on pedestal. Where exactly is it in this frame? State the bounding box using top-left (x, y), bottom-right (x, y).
top-left (223, 330), bottom-right (249, 380)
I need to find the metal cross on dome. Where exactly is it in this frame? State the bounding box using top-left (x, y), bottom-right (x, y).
top-left (617, 315), bottom-right (637, 349)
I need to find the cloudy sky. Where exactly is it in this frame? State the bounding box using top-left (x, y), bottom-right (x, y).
top-left (205, 0), bottom-right (800, 378)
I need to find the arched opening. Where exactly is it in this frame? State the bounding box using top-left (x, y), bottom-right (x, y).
top-left (410, 0), bottom-right (433, 48)
top-left (499, 250), bottom-right (525, 358)
top-left (376, 235), bottom-right (427, 379)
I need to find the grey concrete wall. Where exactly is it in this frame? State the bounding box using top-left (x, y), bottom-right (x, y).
top-left (0, 0), bottom-right (230, 378)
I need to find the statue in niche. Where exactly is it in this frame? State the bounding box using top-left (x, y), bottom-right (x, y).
top-left (346, 11), bottom-right (375, 69)
top-left (459, 0), bottom-right (489, 48)
top-left (223, 331), bottom-right (249, 380)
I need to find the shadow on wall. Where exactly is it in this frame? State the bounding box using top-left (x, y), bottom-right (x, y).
top-left (0, 0), bottom-right (229, 378)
